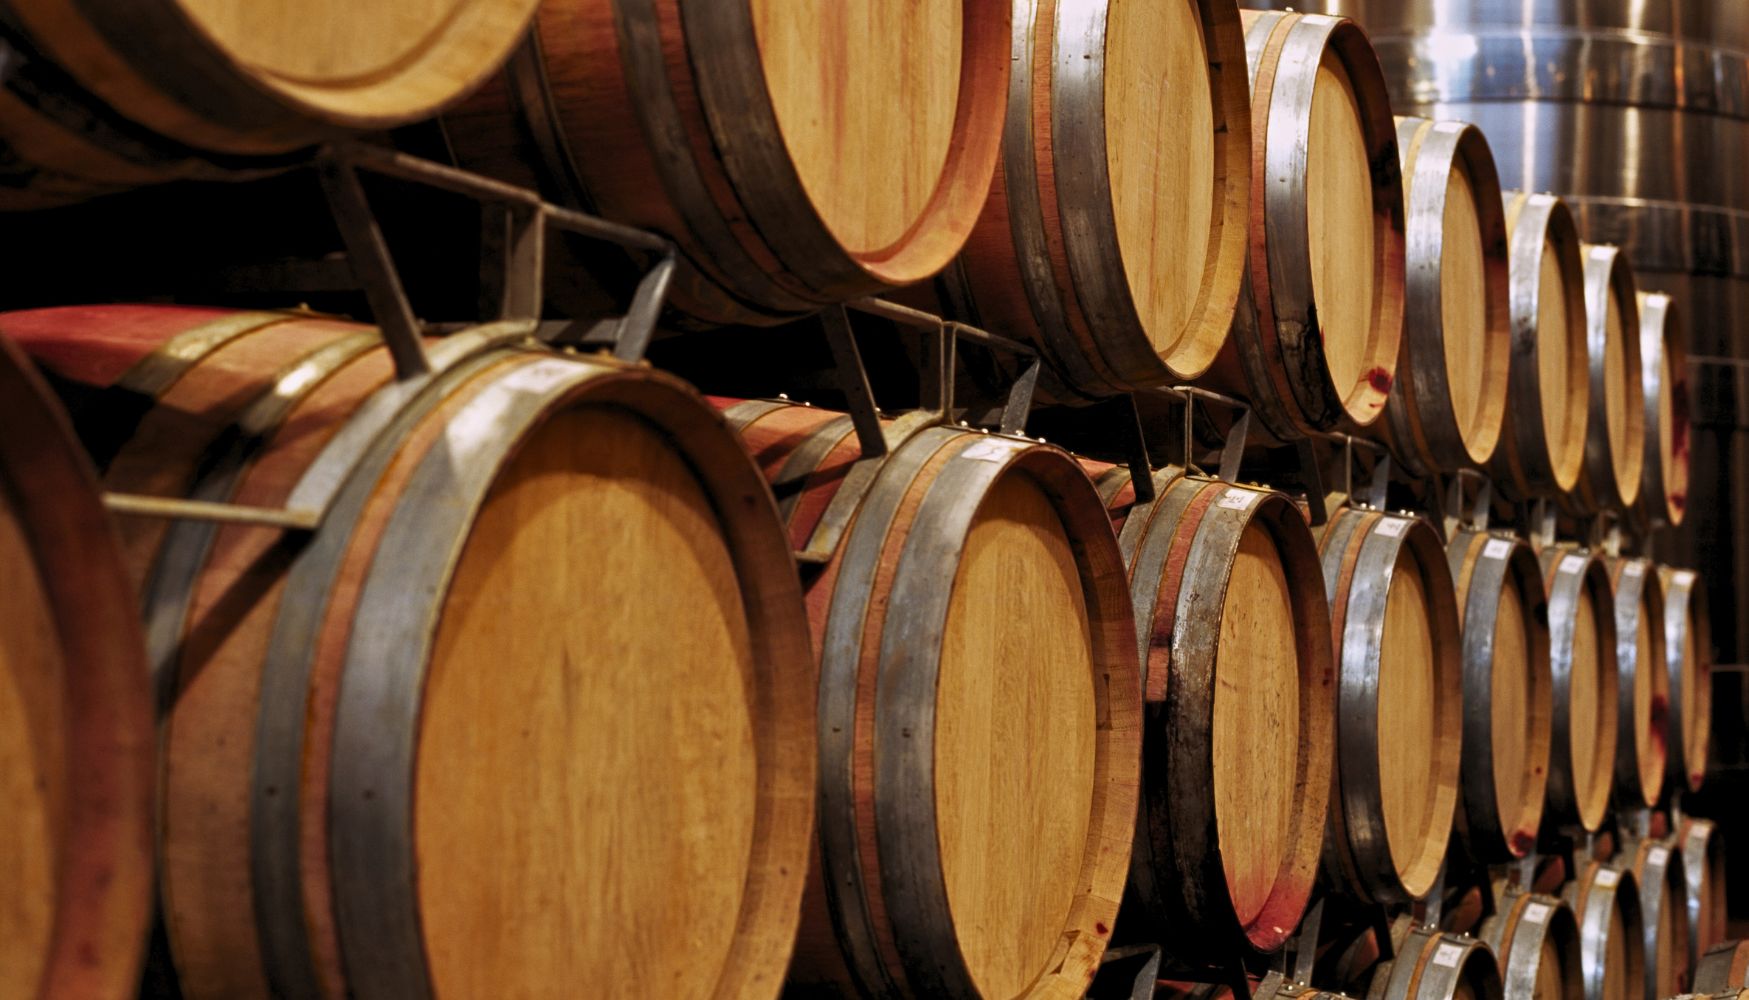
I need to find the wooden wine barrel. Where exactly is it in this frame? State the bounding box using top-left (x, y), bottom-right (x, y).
top-left (1681, 820), bottom-right (1728, 959)
top-left (1695, 941), bottom-right (1749, 993)
top-left (1606, 558), bottom-right (1669, 809)
top-left (3, 306), bottom-right (818, 1000)
top-left (1575, 244), bottom-right (1645, 513)
top-left (1625, 836), bottom-right (1691, 1000)
top-left (1636, 292), bottom-right (1690, 527)
top-left (447, 0), bottom-right (1010, 326)
top-left (1480, 886), bottom-right (1583, 1000)
top-left (1368, 922), bottom-right (1504, 1000)
top-left (1376, 116), bottom-right (1510, 473)
top-left (0, 332), bottom-right (153, 1000)
top-left (1661, 568), bottom-right (1713, 794)
top-left (1087, 463), bottom-right (1333, 953)
top-left (1445, 529), bottom-right (1552, 861)
top-left (0, 0), bottom-right (541, 207)
top-left (1493, 191), bottom-right (1589, 498)
top-left (1200, 10), bottom-right (1405, 441)
top-left (1564, 861), bottom-right (1647, 1000)
top-left (1317, 507), bottom-right (1462, 902)
top-left (939, 0), bottom-right (1251, 398)
top-left (1674, 991), bottom-right (1749, 1000)
top-left (1540, 547), bottom-right (1621, 832)
top-left (721, 401), bottom-right (1141, 997)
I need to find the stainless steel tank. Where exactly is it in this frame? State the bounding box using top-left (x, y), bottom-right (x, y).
top-left (1251, 0), bottom-right (1749, 659)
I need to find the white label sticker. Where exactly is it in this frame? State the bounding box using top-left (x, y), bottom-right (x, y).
top-left (1559, 553), bottom-right (1587, 576)
top-left (959, 438), bottom-right (1016, 464)
top-left (1217, 489), bottom-right (1261, 511)
top-left (1432, 943), bottom-right (1465, 968)
top-left (1649, 846), bottom-right (1669, 866)
top-left (1376, 517), bottom-right (1410, 537)
top-left (1674, 570), bottom-right (1696, 587)
top-left (1623, 561), bottom-right (1645, 578)
top-left (1523, 902), bottom-right (1551, 924)
top-left (1483, 538), bottom-right (1514, 561)
top-left (1596, 868), bottom-right (1620, 887)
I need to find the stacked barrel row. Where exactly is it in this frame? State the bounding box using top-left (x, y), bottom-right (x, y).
top-left (0, 3), bottom-right (1725, 1000)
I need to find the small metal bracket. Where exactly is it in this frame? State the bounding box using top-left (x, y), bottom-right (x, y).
top-left (1090, 943), bottom-right (1167, 1000)
top-left (1591, 513), bottom-right (1624, 558)
top-left (317, 141), bottom-right (678, 373)
top-left (842, 297), bottom-right (1041, 437)
top-left (102, 493), bottom-right (321, 531)
top-left (1440, 468), bottom-right (1494, 540)
top-left (1310, 433), bottom-right (1391, 520)
top-left (1528, 497), bottom-right (1559, 551)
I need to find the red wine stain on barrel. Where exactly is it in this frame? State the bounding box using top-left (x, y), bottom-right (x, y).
top-left (1510, 828), bottom-right (1537, 856)
top-left (1095, 922), bottom-right (1109, 935)
top-left (1671, 491), bottom-right (1687, 511)
top-left (1366, 367), bottom-right (1393, 394)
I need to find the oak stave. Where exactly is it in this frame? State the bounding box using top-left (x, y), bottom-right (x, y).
top-left (1090, 462), bottom-right (1334, 954)
top-left (1494, 190), bottom-right (1591, 499)
top-left (1625, 836), bottom-right (1691, 1000)
top-left (1445, 529), bottom-right (1553, 862)
top-left (1317, 507), bottom-right (1463, 903)
top-left (1480, 886), bottom-right (1584, 1000)
top-left (1574, 244), bottom-right (1646, 513)
top-left (1681, 820), bottom-right (1728, 964)
top-left (1199, 10), bottom-right (1405, 442)
top-left (1540, 547), bottom-right (1622, 832)
top-left (1660, 567), bottom-right (1713, 795)
top-left (942, 0), bottom-right (1251, 398)
top-left (1377, 115), bottom-right (1511, 474)
top-left (0, 331), bottom-right (154, 1000)
top-left (447, 0), bottom-right (1010, 326)
top-left (1636, 292), bottom-right (1691, 527)
top-left (1605, 558), bottom-right (1669, 809)
top-left (5, 306), bottom-right (818, 1000)
top-left (0, 0), bottom-right (539, 207)
top-left (722, 400), bottom-right (1140, 998)
top-left (1368, 923), bottom-right (1504, 1000)
top-left (1565, 861), bottom-right (1647, 1000)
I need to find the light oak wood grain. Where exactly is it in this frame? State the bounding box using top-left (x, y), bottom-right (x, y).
top-left (417, 407), bottom-right (760, 998)
top-left (936, 472), bottom-right (1096, 998)
top-left (1377, 546), bottom-right (1448, 892)
top-left (1306, 50), bottom-right (1375, 396)
top-left (1107, 0), bottom-right (1217, 360)
top-left (1213, 521), bottom-right (1299, 925)
top-left (1537, 237), bottom-right (1586, 485)
top-left (1440, 158), bottom-right (1492, 445)
top-left (1491, 571), bottom-right (1533, 833)
top-left (0, 494), bottom-right (67, 995)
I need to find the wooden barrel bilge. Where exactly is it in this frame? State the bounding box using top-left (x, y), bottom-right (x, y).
top-left (1368, 921), bottom-right (1504, 1000)
top-left (1317, 506), bottom-right (1462, 903)
top-left (0, 332), bottom-right (154, 1000)
top-left (0, 0), bottom-right (540, 207)
top-left (1564, 860), bottom-right (1647, 1000)
top-left (1445, 529), bottom-right (1552, 861)
top-left (1661, 567), bottom-right (1713, 794)
top-left (1574, 245), bottom-right (1645, 513)
top-left (943, 0), bottom-right (1252, 397)
top-left (1637, 293), bottom-right (1691, 526)
top-left (1087, 462), bottom-right (1333, 953)
top-left (1625, 835), bottom-right (1691, 1000)
top-left (4, 306), bottom-right (819, 1000)
top-left (1696, 940), bottom-right (1749, 993)
top-left (1494, 191), bottom-right (1590, 499)
top-left (448, 0), bottom-right (1010, 325)
top-left (1200, 10), bottom-right (1405, 441)
top-left (722, 400), bottom-right (1141, 997)
top-left (1680, 819), bottom-right (1727, 959)
top-left (1480, 885), bottom-right (1584, 1000)
top-left (1377, 115), bottom-right (1510, 474)
top-left (1540, 547), bottom-right (1621, 832)
top-left (1605, 557), bottom-right (1668, 809)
